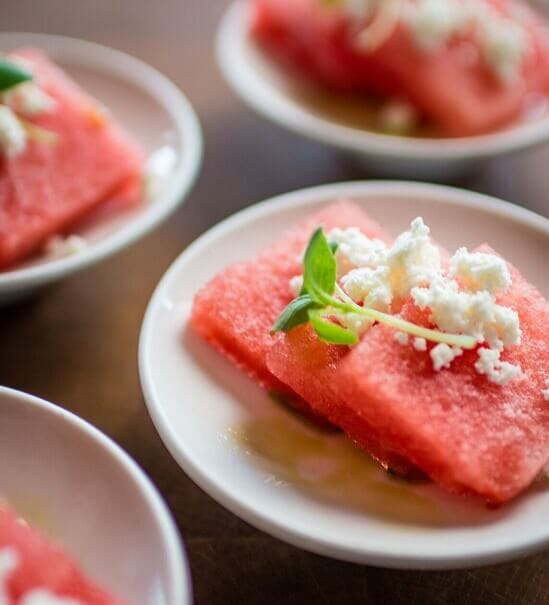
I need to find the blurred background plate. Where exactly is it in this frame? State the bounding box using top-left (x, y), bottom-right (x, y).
top-left (0, 386), bottom-right (192, 605)
top-left (0, 33), bottom-right (202, 304)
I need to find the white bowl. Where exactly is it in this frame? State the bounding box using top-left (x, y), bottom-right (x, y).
top-left (217, 1), bottom-right (549, 180)
top-left (0, 386), bottom-right (191, 604)
top-left (139, 180), bottom-right (549, 570)
top-left (0, 33), bottom-right (203, 304)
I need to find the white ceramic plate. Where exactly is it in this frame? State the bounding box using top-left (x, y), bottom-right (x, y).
top-left (0, 387), bottom-right (191, 604)
top-left (0, 33), bottom-right (202, 304)
top-left (139, 181), bottom-right (549, 570)
top-left (217, 1), bottom-right (549, 180)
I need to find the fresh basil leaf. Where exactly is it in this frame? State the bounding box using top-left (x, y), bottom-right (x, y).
top-left (329, 241), bottom-right (338, 254)
top-left (302, 228), bottom-right (337, 304)
top-left (0, 59), bottom-right (32, 92)
top-left (271, 294), bottom-right (315, 334)
top-left (309, 313), bottom-right (358, 346)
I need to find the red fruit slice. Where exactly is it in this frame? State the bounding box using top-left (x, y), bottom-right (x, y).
top-left (0, 507), bottom-right (123, 604)
top-left (190, 200), bottom-right (390, 407)
top-left (334, 245), bottom-right (549, 502)
top-left (251, 0), bottom-right (549, 136)
top-left (0, 49), bottom-right (144, 270)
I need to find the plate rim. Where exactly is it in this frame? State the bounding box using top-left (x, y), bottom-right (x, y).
top-left (139, 180), bottom-right (549, 570)
top-left (0, 385), bottom-right (192, 604)
top-left (217, 0), bottom-right (549, 161)
top-left (0, 32), bottom-right (203, 292)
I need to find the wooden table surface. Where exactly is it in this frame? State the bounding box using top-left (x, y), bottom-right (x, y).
top-left (1, 2), bottom-right (548, 603)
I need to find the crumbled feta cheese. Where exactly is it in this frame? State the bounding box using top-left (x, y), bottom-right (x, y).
top-left (386, 217), bottom-right (441, 300)
top-left (2, 82), bottom-right (56, 117)
top-left (339, 312), bottom-right (374, 336)
top-left (474, 347), bottom-right (522, 386)
top-left (0, 105), bottom-right (26, 156)
top-left (412, 278), bottom-right (521, 349)
top-left (378, 99), bottom-right (417, 134)
top-left (413, 337), bottom-right (427, 352)
top-left (289, 275), bottom-right (303, 297)
top-left (404, 0), bottom-right (465, 50)
top-left (328, 227), bottom-right (387, 277)
top-left (543, 378), bottom-right (549, 402)
top-left (480, 18), bottom-right (528, 82)
top-left (394, 331), bottom-right (409, 345)
top-left (341, 265), bottom-right (392, 311)
top-left (430, 343), bottom-right (463, 371)
top-left (449, 247), bottom-right (511, 293)
top-left (144, 145), bottom-right (178, 201)
top-left (45, 235), bottom-right (88, 259)
top-left (19, 589), bottom-right (83, 605)
top-left (0, 548), bottom-right (18, 604)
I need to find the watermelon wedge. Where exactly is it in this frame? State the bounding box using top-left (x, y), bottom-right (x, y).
top-left (0, 49), bottom-right (144, 269)
top-left (0, 507), bottom-right (123, 604)
top-left (190, 201), bottom-right (390, 413)
top-left (332, 246), bottom-right (549, 503)
top-left (251, 0), bottom-right (549, 136)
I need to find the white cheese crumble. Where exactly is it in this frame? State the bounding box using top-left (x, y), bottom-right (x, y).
top-left (45, 235), bottom-right (88, 259)
top-left (0, 105), bottom-right (26, 156)
top-left (543, 378), bottom-right (549, 401)
top-left (289, 275), bottom-right (304, 297)
top-left (413, 337), bottom-right (427, 351)
top-left (143, 145), bottom-right (178, 201)
top-left (2, 82), bottom-right (56, 118)
top-left (449, 247), bottom-right (511, 293)
top-left (378, 99), bottom-right (417, 134)
top-left (430, 343), bottom-right (463, 371)
top-left (0, 548), bottom-right (18, 605)
top-left (19, 590), bottom-right (82, 605)
top-left (474, 347), bottom-right (523, 386)
top-left (394, 331), bottom-right (409, 345)
top-left (0, 547), bottom-right (83, 605)
top-left (480, 17), bottom-right (529, 83)
top-left (292, 215), bottom-right (524, 386)
top-left (404, 0), bottom-right (466, 50)
top-left (344, 0), bottom-right (531, 82)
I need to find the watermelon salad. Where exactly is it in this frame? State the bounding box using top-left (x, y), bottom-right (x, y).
top-left (251, 0), bottom-right (549, 137)
top-left (0, 506), bottom-right (123, 604)
top-left (0, 49), bottom-right (176, 271)
top-left (190, 201), bottom-right (549, 503)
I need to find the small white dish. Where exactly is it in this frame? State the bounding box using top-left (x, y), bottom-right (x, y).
top-left (217, 1), bottom-right (549, 180)
top-left (0, 33), bottom-right (203, 304)
top-left (140, 181), bottom-right (549, 570)
top-left (0, 386), bottom-right (191, 604)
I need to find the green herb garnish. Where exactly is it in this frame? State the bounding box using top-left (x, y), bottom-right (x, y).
top-left (272, 227), bottom-right (478, 349)
top-left (0, 58), bottom-right (32, 93)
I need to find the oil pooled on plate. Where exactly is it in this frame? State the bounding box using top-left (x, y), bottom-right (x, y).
top-left (226, 400), bottom-right (508, 528)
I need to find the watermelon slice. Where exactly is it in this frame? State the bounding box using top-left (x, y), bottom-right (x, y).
top-left (190, 200), bottom-right (390, 407)
top-left (251, 0), bottom-right (549, 136)
top-left (0, 507), bottom-right (123, 604)
top-left (267, 324), bottom-right (416, 475)
top-left (332, 245), bottom-right (549, 503)
top-left (0, 49), bottom-right (144, 269)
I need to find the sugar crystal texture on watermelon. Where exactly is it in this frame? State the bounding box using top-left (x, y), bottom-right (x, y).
top-left (251, 0), bottom-right (549, 136)
top-left (0, 49), bottom-right (144, 269)
top-left (0, 506), bottom-right (123, 604)
top-left (332, 245), bottom-right (549, 503)
top-left (190, 200), bottom-right (390, 412)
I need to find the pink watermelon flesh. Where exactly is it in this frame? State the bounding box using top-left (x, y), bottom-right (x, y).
top-left (251, 0), bottom-right (549, 136)
top-left (267, 324), bottom-right (417, 476)
top-left (0, 507), bottom-right (123, 604)
top-left (190, 200), bottom-right (391, 418)
top-left (0, 49), bottom-right (144, 269)
top-left (333, 245), bottom-right (549, 503)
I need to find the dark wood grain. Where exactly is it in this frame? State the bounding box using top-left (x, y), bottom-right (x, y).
top-left (1, 2), bottom-right (548, 603)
